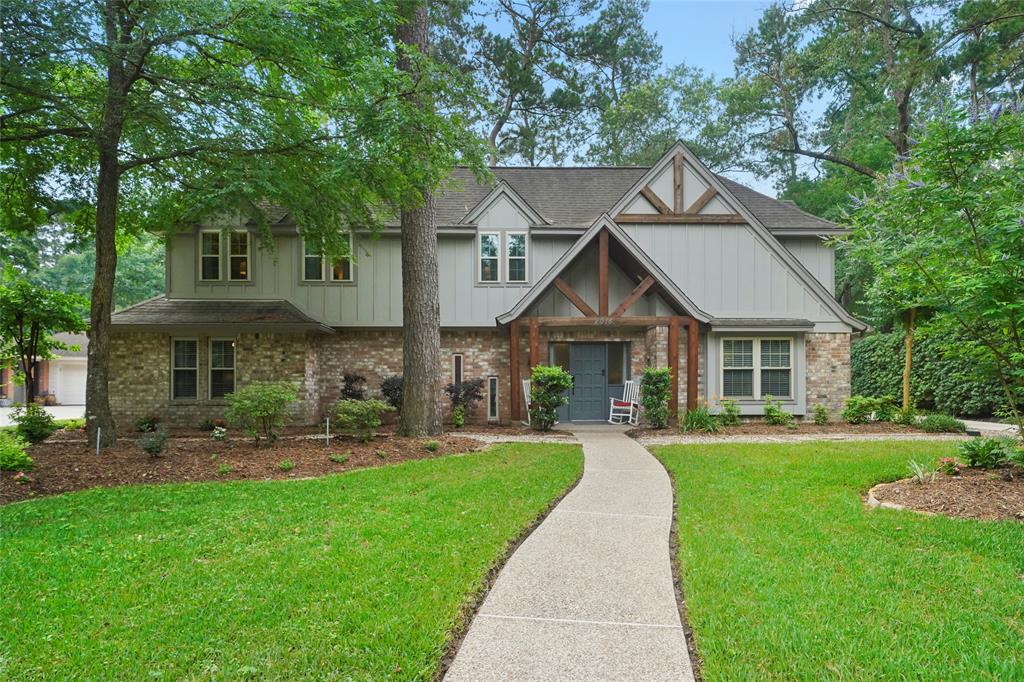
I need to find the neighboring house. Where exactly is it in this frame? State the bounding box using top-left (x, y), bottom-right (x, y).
top-left (0, 332), bottom-right (89, 406)
top-left (109, 143), bottom-right (864, 429)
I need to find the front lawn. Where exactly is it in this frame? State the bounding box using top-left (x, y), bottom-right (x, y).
top-left (1, 443), bottom-right (582, 680)
top-left (656, 440), bottom-right (1024, 680)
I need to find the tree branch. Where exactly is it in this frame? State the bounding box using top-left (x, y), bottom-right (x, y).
top-left (0, 126), bottom-right (91, 142)
top-left (778, 145), bottom-right (882, 179)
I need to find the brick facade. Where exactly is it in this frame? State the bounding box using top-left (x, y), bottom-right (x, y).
top-left (805, 332), bottom-right (852, 415)
top-left (108, 326), bottom-right (850, 431)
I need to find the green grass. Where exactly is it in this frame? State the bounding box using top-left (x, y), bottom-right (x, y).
top-left (1, 443), bottom-right (582, 680)
top-left (655, 440), bottom-right (1024, 680)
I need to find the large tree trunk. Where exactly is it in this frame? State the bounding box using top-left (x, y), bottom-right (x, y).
top-left (902, 307), bottom-right (916, 411)
top-left (396, 1), bottom-right (443, 436)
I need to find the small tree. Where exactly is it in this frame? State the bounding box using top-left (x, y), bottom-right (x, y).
top-left (639, 367), bottom-right (672, 429)
top-left (0, 279), bottom-right (87, 404)
top-left (444, 378), bottom-right (486, 427)
top-left (224, 381), bottom-right (298, 446)
top-left (529, 366), bottom-right (572, 432)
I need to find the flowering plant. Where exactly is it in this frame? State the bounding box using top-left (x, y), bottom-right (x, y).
top-left (936, 457), bottom-right (962, 476)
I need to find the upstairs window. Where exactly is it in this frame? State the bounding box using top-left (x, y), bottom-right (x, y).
top-left (479, 233), bottom-right (499, 282)
top-left (330, 233), bottom-right (353, 282)
top-left (721, 338), bottom-right (792, 399)
top-left (229, 232), bottom-right (250, 281)
top-left (200, 231), bottom-right (221, 281)
top-left (507, 233), bottom-right (527, 282)
top-left (303, 239), bottom-right (324, 281)
top-left (172, 339), bottom-right (198, 400)
top-left (209, 339), bottom-right (235, 399)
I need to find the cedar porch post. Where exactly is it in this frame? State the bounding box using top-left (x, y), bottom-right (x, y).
top-left (668, 317), bottom-right (680, 420)
top-left (510, 319), bottom-right (521, 421)
top-left (687, 319), bottom-right (699, 411)
top-left (529, 318), bottom-right (540, 369)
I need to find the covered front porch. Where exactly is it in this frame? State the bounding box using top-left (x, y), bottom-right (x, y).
top-left (501, 220), bottom-right (707, 423)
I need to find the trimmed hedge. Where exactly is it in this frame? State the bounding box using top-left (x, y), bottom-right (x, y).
top-left (851, 329), bottom-right (1004, 417)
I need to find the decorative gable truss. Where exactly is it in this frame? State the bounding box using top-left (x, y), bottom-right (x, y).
top-left (460, 180), bottom-right (549, 228)
top-left (615, 149), bottom-right (745, 224)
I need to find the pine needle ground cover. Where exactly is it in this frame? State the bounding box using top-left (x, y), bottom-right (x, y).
top-left (655, 440), bottom-right (1024, 680)
top-left (1, 443), bottom-right (582, 680)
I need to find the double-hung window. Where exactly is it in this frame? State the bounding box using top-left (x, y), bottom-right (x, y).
top-left (172, 339), bottom-right (198, 400)
top-left (507, 233), bottom-right (527, 282)
top-left (330, 233), bottom-right (353, 282)
top-left (479, 233), bottom-right (499, 282)
top-left (303, 239), bottom-right (325, 281)
top-left (721, 338), bottom-right (792, 399)
top-left (304, 235), bottom-right (354, 282)
top-left (209, 339), bottom-right (235, 399)
top-left (229, 232), bottom-right (250, 281)
top-left (200, 231), bottom-right (221, 281)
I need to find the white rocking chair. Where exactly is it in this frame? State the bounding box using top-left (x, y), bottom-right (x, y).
top-left (521, 379), bottom-right (532, 425)
top-left (608, 380), bottom-right (640, 425)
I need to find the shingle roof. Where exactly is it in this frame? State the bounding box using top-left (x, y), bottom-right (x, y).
top-left (715, 176), bottom-right (842, 232)
top-left (112, 296), bottom-right (332, 331)
top-left (51, 332), bottom-right (88, 357)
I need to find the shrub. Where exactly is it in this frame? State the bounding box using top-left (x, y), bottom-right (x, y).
top-left (937, 457), bottom-right (963, 476)
top-left (212, 426), bottom-right (228, 442)
top-left (763, 395), bottom-right (794, 426)
top-left (894, 406), bottom-right (918, 426)
top-left (812, 404), bottom-right (830, 425)
top-left (956, 437), bottom-right (1014, 468)
top-left (682, 403), bottom-right (720, 433)
top-left (380, 375), bottom-right (404, 410)
top-left (842, 395), bottom-right (881, 425)
top-left (529, 365), bottom-right (572, 431)
top-left (134, 414), bottom-right (161, 433)
top-left (217, 463), bottom-right (233, 476)
top-left (444, 378), bottom-right (485, 425)
top-left (138, 429), bottom-right (169, 457)
top-left (329, 453), bottom-right (350, 464)
top-left (278, 459), bottom-right (295, 472)
top-left (224, 381), bottom-right (298, 445)
top-left (0, 431), bottom-right (33, 471)
top-left (908, 459), bottom-right (937, 484)
top-left (1007, 447), bottom-right (1024, 470)
top-left (874, 396), bottom-right (898, 422)
top-left (12, 403), bottom-right (57, 443)
top-left (424, 440), bottom-right (440, 452)
top-left (718, 399), bottom-right (742, 427)
top-left (340, 373), bottom-right (367, 400)
top-left (639, 367), bottom-right (672, 429)
top-left (55, 418), bottom-right (86, 431)
top-left (333, 398), bottom-right (394, 441)
top-left (919, 414), bottom-right (966, 433)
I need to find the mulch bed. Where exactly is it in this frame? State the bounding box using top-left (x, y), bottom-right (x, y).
top-left (628, 421), bottom-right (927, 439)
top-left (870, 468), bottom-right (1024, 522)
top-left (1, 433), bottom-right (485, 505)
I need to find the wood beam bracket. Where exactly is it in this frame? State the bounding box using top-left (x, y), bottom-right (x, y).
top-left (639, 186), bottom-right (672, 215)
top-left (611, 275), bottom-right (656, 318)
top-left (553, 277), bottom-right (597, 317)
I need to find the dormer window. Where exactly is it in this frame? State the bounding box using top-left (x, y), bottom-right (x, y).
top-left (479, 233), bottom-right (499, 282)
top-left (200, 231), bottom-right (221, 281)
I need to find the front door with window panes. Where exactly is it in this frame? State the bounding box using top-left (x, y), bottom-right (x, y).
top-left (722, 338), bottom-right (792, 400)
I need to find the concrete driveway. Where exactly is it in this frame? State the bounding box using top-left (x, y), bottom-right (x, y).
top-left (0, 405), bottom-right (84, 427)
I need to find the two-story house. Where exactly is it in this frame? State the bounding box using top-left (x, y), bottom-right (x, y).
top-left (109, 142), bottom-right (865, 428)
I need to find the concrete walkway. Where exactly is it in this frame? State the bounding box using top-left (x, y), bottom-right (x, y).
top-left (445, 426), bottom-right (694, 681)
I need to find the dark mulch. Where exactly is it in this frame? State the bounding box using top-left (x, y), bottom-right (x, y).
top-left (871, 468), bottom-right (1024, 522)
top-left (628, 421), bottom-right (927, 439)
top-left (1, 433), bottom-right (485, 505)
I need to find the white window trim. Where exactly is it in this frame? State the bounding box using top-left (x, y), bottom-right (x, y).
top-left (228, 231), bottom-right (251, 282)
top-left (478, 232), bottom-right (501, 283)
top-left (720, 336), bottom-right (793, 400)
top-left (505, 231), bottom-right (529, 283)
top-left (301, 238), bottom-right (325, 282)
top-left (199, 230), bottom-right (222, 281)
top-left (208, 338), bottom-right (236, 400)
top-left (170, 337), bottom-right (199, 401)
top-left (452, 353), bottom-right (464, 385)
top-left (487, 375), bottom-right (499, 421)
top-left (329, 233), bottom-right (355, 282)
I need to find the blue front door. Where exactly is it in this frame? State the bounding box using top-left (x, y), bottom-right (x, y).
top-left (569, 343), bottom-right (607, 421)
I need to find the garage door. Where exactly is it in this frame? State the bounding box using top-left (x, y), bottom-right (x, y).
top-left (56, 362), bottom-right (87, 405)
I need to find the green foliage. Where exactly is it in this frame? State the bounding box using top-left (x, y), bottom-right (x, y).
top-left (380, 375), bottom-right (403, 410)
top-left (224, 382), bottom-right (298, 446)
top-left (956, 437), bottom-right (1016, 469)
top-left (0, 279), bottom-right (87, 404)
top-left (763, 395), bottom-right (794, 426)
top-left (138, 429), bottom-right (169, 457)
top-left (682, 403), bottom-right (721, 434)
top-left (842, 396), bottom-right (885, 425)
top-left (812, 404), bottom-right (830, 425)
top-left (211, 426), bottom-right (228, 442)
top-left (333, 399), bottom-right (394, 442)
top-left (936, 457), bottom-right (962, 476)
top-left (12, 403), bottom-right (57, 444)
top-left (55, 418), bottom-right (85, 430)
top-left (278, 459), bottom-right (295, 472)
top-left (907, 459), bottom-right (937, 484)
top-left (851, 329), bottom-right (1009, 417)
top-left (424, 440), bottom-right (440, 452)
top-left (529, 365), bottom-right (573, 432)
top-left (894, 407), bottom-right (918, 426)
top-left (639, 367), bottom-right (672, 429)
top-left (329, 453), bottom-right (350, 464)
top-left (451, 405), bottom-right (465, 429)
top-left (718, 399), bottom-right (742, 427)
top-left (919, 414), bottom-right (966, 434)
top-left (134, 415), bottom-right (161, 433)
top-left (444, 379), bottom-right (485, 425)
top-left (217, 463), bottom-right (233, 476)
top-left (0, 430), bottom-right (32, 471)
